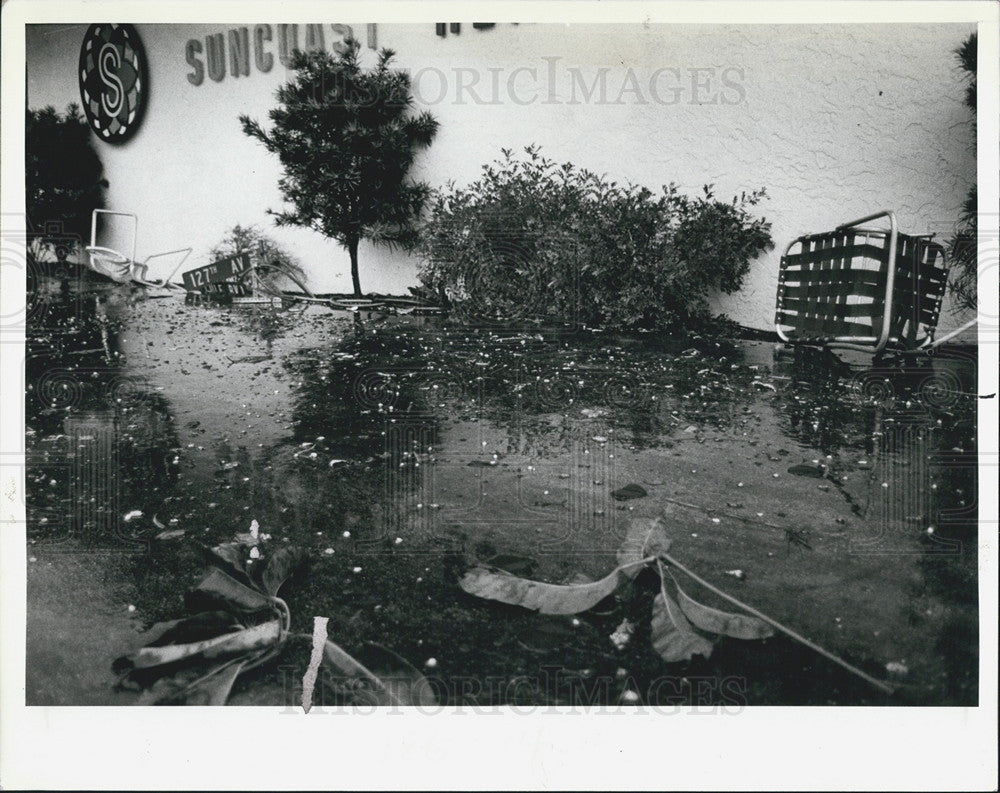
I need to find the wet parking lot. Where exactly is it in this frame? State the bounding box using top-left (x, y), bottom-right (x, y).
top-left (24, 281), bottom-right (979, 706)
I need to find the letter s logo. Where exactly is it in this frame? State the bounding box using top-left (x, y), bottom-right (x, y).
top-left (79, 24), bottom-right (148, 143)
top-left (98, 43), bottom-right (124, 116)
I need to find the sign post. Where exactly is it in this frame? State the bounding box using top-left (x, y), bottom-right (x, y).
top-left (181, 251), bottom-right (281, 307)
top-left (181, 252), bottom-right (253, 291)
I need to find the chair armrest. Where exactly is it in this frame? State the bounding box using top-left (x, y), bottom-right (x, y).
top-left (835, 210), bottom-right (896, 232)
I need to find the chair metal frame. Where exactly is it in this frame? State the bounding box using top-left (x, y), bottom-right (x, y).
top-left (774, 210), bottom-right (950, 354)
top-left (86, 209), bottom-right (192, 288)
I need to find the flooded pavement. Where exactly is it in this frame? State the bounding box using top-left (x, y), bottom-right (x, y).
top-left (25, 280), bottom-right (978, 706)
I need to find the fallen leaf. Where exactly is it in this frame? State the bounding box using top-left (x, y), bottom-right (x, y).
top-left (127, 620), bottom-right (281, 670)
top-left (204, 542), bottom-right (257, 588)
top-left (611, 483), bottom-right (647, 501)
top-left (185, 568), bottom-right (273, 615)
top-left (321, 639), bottom-right (436, 706)
top-left (673, 577), bottom-right (773, 640)
top-left (616, 517), bottom-right (671, 577)
top-left (136, 657), bottom-right (250, 705)
top-left (650, 590), bottom-right (714, 663)
top-left (650, 560), bottom-right (714, 662)
top-left (143, 611), bottom-right (242, 648)
top-left (262, 546), bottom-right (303, 597)
top-left (459, 565), bottom-right (627, 615)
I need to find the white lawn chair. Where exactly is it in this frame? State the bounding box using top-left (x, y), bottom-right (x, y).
top-left (774, 211), bottom-right (953, 354)
top-left (85, 210), bottom-right (192, 288)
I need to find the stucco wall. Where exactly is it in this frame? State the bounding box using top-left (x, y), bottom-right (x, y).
top-left (26, 22), bottom-right (977, 331)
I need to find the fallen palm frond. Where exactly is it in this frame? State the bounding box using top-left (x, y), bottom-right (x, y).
top-left (114, 521), bottom-right (435, 706)
top-left (458, 556), bottom-right (653, 615)
top-left (457, 515), bottom-right (895, 695)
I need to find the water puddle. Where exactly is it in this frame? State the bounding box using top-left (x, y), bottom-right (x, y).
top-left (25, 284), bottom-right (978, 705)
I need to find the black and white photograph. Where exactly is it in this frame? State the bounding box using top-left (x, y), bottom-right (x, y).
top-left (1, 1), bottom-right (997, 789)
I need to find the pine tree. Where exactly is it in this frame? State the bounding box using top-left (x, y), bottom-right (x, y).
top-left (948, 32), bottom-right (977, 313)
top-left (25, 104), bottom-right (108, 263)
top-left (241, 41), bottom-right (438, 297)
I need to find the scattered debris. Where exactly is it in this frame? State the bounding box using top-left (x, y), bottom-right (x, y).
top-left (609, 618), bottom-right (636, 650)
top-left (785, 528), bottom-right (813, 550)
top-left (787, 463), bottom-right (825, 478)
top-left (611, 483), bottom-right (647, 501)
top-left (226, 354), bottom-right (272, 366)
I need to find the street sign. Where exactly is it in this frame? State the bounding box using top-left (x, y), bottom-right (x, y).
top-left (201, 280), bottom-right (252, 296)
top-left (233, 295), bottom-right (283, 307)
top-left (181, 252), bottom-right (252, 291)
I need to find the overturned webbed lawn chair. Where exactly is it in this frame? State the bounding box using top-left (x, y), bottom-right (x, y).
top-left (85, 209), bottom-right (191, 288)
top-left (774, 211), bottom-right (950, 354)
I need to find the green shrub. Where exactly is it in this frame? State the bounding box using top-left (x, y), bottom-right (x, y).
top-left (417, 146), bottom-right (772, 329)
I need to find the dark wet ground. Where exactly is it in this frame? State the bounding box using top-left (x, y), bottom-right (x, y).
top-left (25, 277), bottom-right (979, 706)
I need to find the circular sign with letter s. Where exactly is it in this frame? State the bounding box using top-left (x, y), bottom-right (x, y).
top-left (78, 24), bottom-right (149, 143)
